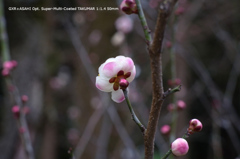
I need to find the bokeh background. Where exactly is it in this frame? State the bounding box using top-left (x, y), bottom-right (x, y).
top-left (1, 0), bottom-right (240, 159)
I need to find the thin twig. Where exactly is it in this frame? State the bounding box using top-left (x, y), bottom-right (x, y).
top-left (0, 1), bottom-right (35, 159)
top-left (123, 89), bottom-right (146, 134)
top-left (162, 85), bottom-right (181, 99)
top-left (135, 0), bottom-right (152, 45)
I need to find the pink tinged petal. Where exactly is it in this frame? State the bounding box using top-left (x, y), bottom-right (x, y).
top-left (96, 76), bottom-right (113, 92)
top-left (98, 58), bottom-right (115, 76)
top-left (102, 62), bottom-right (121, 78)
top-left (115, 55), bottom-right (126, 61)
top-left (171, 138), bottom-right (189, 156)
top-left (98, 63), bottom-right (104, 75)
top-left (111, 89), bottom-right (125, 103)
top-left (120, 57), bottom-right (134, 73)
top-left (126, 66), bottom-right (136, 82)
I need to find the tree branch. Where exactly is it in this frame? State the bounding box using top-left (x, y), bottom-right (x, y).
top-left (144, 0), bottom-right (178, 159)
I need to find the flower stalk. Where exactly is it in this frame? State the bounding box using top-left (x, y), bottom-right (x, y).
top-left (122, 89), bottom-right (146, 134)
top-left (135, 0), bottom-right (152, 45)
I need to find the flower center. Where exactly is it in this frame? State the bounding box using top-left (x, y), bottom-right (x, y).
top-left (109, 70), bottom-right (131, 91)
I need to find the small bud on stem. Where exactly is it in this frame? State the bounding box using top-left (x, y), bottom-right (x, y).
top-left (187, 119), bottom-right (203, 134)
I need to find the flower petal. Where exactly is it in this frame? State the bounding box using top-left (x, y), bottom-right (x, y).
top-left (126, 65), bottom-right (136, 82)
top-left (116, 56), bottom-right (134, 73)
top-left (102, 61), bottom-right (121, 78)
top-left (98, 58), bottom-right (116, 76)
top-left (96, 76), bottom-right (113, 92)
top-left (111, 89), bottom-right (125, 103)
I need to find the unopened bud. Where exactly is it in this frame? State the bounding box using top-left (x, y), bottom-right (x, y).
top-left (177, 100), bottom-right (186, 110)
top-left (188, 119), bottom-right (203, 134)
top-left (119, 79), bottom-right (129, 90)
top-left (21, 95), bottom-right (29, 103)
top-left (3, 60), bottom-right (18, 70)
top-left (160, 125), bottom-right (171, 135)
top-left (120, 0), bottom-right (138, 15)
top-left (12, 105), bottom-right (20, 118)
top-left (11, 60), bottom-right (18, 68)
top-left (168, 78), bottom-right (181, 86)
top-left (3, 61), bottom-right (14, 70)
top-left (175, 7), bottom-right (185, 15)
top-left (2, 69), bottom-right (10, 77)
top-left (175, 78), bottom-right (181, 85)
top-left (171, 138), bottom-right (189, 156)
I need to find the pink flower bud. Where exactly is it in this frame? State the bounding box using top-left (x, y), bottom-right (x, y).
top-left (168, 78), bottom-right (181, 86)
top-left (167, 103), bottom-right (174, 112)
top-left (177, 100), bottom-right (186, 110)
top-left (3, 60), bottom-right (18, 70)
top-left (175, 78), bottom-right (181, 85)
top-left (11, 60), bottom-right (18, 68)
top-left (2, 69), bottom-right (10, 76)
top-left (175, 6), bottom-right (185, 15)
top-left (160, 125), bottom-right (171, 135)
top-left (3, 61), bottom-right (14, 70)
top-left (171, 138), bottom-right (189, 156)
top-left (12, 105), bottom-right (20, 118)
top-left (119, 79), bottom-right (129, 90)
top-left (188, 119), bottom-right (203, 134)
top-left (21, 95), bottom-right (29, 103)
top-left (120, 0), bottom-right (138, 15)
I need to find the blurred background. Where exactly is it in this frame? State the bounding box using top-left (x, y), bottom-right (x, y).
top-left (1, 0), bottom-right (240, 159)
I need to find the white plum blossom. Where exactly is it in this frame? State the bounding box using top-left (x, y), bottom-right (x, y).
top-left (96, 56), bottom-right (136, 103)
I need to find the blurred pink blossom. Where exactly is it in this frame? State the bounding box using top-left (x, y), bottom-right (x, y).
top-left (177, 100), bottom-right (186, 110)
top-left (115, 16), bottom-right (133, 34)
top-left (160, 125), bottom-right (171, 135)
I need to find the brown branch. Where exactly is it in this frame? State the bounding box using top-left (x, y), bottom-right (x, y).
top-left (144, 0), bottom-right (178, 159)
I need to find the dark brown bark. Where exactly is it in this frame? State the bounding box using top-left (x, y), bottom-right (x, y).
top-left (144, 0), bottom-right (178, 158)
